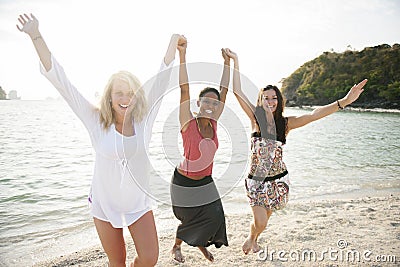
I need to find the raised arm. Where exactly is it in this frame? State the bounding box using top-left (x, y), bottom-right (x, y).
top-left (226, 49), bottom-right (256, 123)
top-left (17, 13), bottom-right (99, 136)
top-left (177, 36), bottom-right (192, 131)
top-left (287, 79), bottom-right (368, 131)
top-left (213, 48), bottom-right (230, 119)
top-left (164, 34), bottom-right (180, 66)
top-left (145, 34), bottom-right (182, 137)
top-left (17, 13), bottom-right (51, 71)
top-left (146, 34), bottom-right (182, 113)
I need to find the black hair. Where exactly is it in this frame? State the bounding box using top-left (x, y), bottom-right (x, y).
top-left (199, 87), bottom-right (221, 100)
top-left (257, 85), bottom-right (287, 144)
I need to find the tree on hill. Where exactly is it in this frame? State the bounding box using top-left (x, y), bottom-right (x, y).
top-left (0, 86), bottom-right (6, 100)
top-left (281, 44), bottom-right (400, 109)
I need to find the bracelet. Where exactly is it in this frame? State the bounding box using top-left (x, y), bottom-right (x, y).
top-left (337, 100), bottom-right (344, 110)
top-left (32, 35), bottom-right (42, 41)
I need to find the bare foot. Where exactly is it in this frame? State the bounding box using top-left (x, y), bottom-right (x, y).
top-left (242, 237), bottom-right (261, 254)
top-left (171, 245), bottom-right (185, 263)
top-left (252, 241), bottom-right (262, 253)
top-left (242, 238), bottom-right (252, 254)
top-left (198, 246), bottom-right (214, 262)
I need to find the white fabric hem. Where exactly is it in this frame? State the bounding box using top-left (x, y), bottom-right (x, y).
top-left (91, 207), bottom-right (152, 228)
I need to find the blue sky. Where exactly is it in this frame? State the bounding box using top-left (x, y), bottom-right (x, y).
top-left (1, 0), bottom-right (399, 100)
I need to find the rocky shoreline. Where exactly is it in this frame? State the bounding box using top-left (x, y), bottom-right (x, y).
top-left (286, 102), bottom-right (400, 113)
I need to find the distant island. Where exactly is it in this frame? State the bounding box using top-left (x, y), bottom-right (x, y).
top-left (281, 44), bottom-right (400, 109)
top-left (0, 86), bottom-right (21, 100)
top-left (0, 86), bottom-right (6, 100)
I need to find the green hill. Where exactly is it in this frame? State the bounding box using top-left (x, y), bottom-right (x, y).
top-left (0, 86), bottom-right (6, 100)
top-left (281, 44), bottom-right (400, 109)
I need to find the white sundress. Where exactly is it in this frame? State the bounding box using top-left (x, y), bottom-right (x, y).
top-left (41, 54), bottom-right (174, 227)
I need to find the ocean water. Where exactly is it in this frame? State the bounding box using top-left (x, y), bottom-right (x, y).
top-left (0, 99), bottom-right (399, 266)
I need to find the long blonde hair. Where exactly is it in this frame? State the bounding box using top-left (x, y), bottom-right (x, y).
top-left (99, 71), bottom-right (148, 129)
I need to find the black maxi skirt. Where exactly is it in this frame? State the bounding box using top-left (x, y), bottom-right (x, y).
top-left (170, 168), bottom-right (228, 248)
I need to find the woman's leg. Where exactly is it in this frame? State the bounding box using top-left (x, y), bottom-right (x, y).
top-left (242, 206), bottom-right (272, 254)
top-left (171, 237), bottom-right (185, 263)
top-left (198, 246), bottom-right (214, 262)
top-left (93, 217), bottom-right (126, 267)
top-left (127, 210), bottom-right (158, 267)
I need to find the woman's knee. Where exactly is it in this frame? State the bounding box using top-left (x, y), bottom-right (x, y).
top-left (108, 259), bottom-right (126, 267)
top-left (251, 206), bottom-right (270, 230)
top-left (135, 251), bottom-right (158, 266)
top-left (253, 217), bottom-right (268, 230)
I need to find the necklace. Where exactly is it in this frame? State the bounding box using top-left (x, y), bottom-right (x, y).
top-left (195, 117), bottom-right (213, 138)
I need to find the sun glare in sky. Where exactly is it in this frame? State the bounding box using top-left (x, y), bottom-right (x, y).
top-left (0, 0), bottom-right (399, 100)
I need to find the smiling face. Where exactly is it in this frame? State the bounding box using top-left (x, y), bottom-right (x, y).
top-left (99, 71), bottom-right (146, 129)
top-left (261, 89), bottom-right (278, 113)
top-left (110, 78), bottom-right (136, 120)
top-left (256, 85), bottom-right (285, 117)
top-left (198, 92), bottom-right (220, 118)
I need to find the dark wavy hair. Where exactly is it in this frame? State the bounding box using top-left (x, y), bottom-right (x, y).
top-left (256, 85), bottom-right (287, 144)
top-left (199, 87), bottom-right (221, 100)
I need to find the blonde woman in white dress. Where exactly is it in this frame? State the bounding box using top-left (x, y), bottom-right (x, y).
top-left (17, 13), bottom-right (185, 267)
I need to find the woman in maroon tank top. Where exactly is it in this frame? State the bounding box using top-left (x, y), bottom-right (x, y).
top-left (170, 37), bottom-right (230, 263)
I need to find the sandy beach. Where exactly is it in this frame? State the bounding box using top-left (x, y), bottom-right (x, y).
top-left (32, 194), bottom-right (400, 267)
